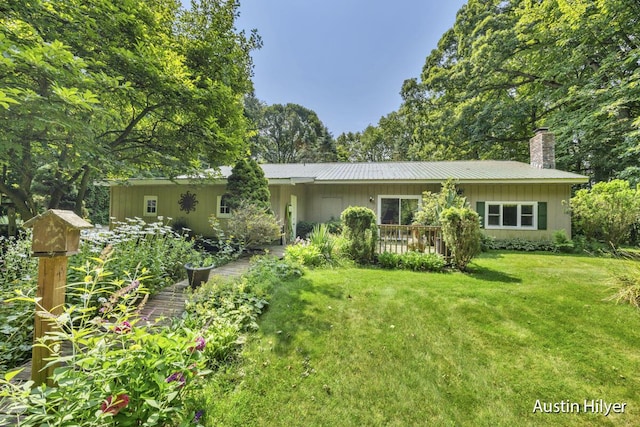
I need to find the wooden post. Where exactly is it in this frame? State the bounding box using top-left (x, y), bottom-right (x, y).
top-left (23, 209), bottom-right (92, 386)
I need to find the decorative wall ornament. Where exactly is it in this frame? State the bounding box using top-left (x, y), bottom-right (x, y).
top-left (178, 191), bottom-right (198, 214)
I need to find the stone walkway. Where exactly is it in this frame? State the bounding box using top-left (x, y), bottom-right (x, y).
top-left (4, 245), bottom-right (286, 387)
top-left (138, 244), bottom-right (286, 324)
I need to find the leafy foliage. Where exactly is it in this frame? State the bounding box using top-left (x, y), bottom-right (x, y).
top-left (481, 236), bottom-right (555, 252)
top-left (0, 232), bottom-right (38, 373)
top-left (569, 179), bottom-right (640, 246)
top-left (226, 201), bottom-right (281, 250)
top-left (0, 0), bottom-right (258, 219)
top-left (285, 240), bottom-right (325, 268)
top-left (69, 218), bottom-right (199, 296)
top-left (440, 207), bottom-right (482, 271)
top-left (338, 0), bottom-right (640, 184)
top-left (1, 260), bottom-right (210, 426)
top-left (250, 102), bottom-right (337, 163)
top-left (377, 251), bottom-right (446, 272)
top-left (340, 206), bottom-right (377, 265)
top-left (413, 179), bottom-right (467, 226)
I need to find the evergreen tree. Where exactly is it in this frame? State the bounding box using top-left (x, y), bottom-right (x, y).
top-left (225, 158), bottom-right (271, 211)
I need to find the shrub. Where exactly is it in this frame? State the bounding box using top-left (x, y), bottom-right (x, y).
top-left (414, 179), bottom-right (467, 226)
top-left (440, 207), bottom-right (482, 271)
top-left (400, 251), bottom-right (446, 272)
top-left (377, 251), bottom-right (445, 272)
top-left (377, 251), bottom-right (400, 269)
top-left (285, 240), bottom-right (325, 267)
top-left (226, 201), bottom-right (281, 250)
top-left (308, 223), bottom-right (336, 260)
top-left (552, 229), bottom-right (575, 253)
top-left (341, 206), bottom-right (377, 264)
top-left (480, 236), bottom-right (555, 252)
top-left (245, 255), bottom-right (303, 289)
top-left (569, 179), bottom-right (640, 246)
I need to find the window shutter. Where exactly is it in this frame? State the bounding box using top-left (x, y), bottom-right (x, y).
top-left (538, 202), bottom-right (547, 230)
top-left (476, 201), bottom-right (485, 228)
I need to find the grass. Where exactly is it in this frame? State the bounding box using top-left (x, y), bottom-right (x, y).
top-left (198, 252), bottom-right (640, 426)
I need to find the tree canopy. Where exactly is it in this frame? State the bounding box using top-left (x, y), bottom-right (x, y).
top-left (0, 0), bottom-right (260, 219)
top-left (247, 100), bottom-right (336, 163)
top-left (344, 0), bottom-right (639, 183)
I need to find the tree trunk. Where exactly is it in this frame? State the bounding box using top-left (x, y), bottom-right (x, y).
top-left (74, 166), bottom-right (92, 216)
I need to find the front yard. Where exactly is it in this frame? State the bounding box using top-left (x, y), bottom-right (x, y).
top-left (197, 253), bottom-right (640, 426)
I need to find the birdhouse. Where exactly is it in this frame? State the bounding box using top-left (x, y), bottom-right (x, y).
top-left (23, 209), bottom-right (92, 256)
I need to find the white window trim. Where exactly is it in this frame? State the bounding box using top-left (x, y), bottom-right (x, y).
top-left (143, 195), bottom-right (158, 217)
top-left (216, 195), bottom-right (231, 218)
top-left (484, 201), bottom-right (538, 230)
top-left (377, 195), bottom-right (422, 225)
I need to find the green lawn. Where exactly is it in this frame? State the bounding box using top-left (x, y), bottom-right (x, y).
top-left (198, 253), bottom-right (640, 426)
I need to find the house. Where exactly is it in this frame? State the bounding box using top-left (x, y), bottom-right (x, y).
top-left (106, 129), bottom-right (588, 240)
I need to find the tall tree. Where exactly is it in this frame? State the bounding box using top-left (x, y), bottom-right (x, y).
top-left (252, 103), bottom-right (336, 163)
top-left (335, 112), bottom-right (412, 162)
top-left (398, 0), bottom-right (640, 182)
top-left (0, 0), bottom-right (259, 219)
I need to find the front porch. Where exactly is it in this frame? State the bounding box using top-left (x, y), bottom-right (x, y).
top-left (377, 225), bottom-right (451, 259)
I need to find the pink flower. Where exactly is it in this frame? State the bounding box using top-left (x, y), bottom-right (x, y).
top-left (114, 321), bottom-right (132, 334)
top-left (100, 394), bottom-right (129, 415)
top-left (189, 336), bottom-right (206, 353)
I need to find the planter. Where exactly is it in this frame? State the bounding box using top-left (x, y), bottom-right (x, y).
top-left (184, 263), bottom-right (214, 289)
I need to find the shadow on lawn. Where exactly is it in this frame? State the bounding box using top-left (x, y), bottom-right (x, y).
top-left (466, 264), bottom-right (522, 283)
top-left (261, 277), bottom-right (342, 356)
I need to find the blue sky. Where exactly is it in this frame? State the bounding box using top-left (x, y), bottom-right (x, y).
top-left (187, 1), bottom-right (468, 136)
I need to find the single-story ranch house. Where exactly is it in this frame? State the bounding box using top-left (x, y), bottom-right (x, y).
top-left (106, 129), bottom-right (588, 240)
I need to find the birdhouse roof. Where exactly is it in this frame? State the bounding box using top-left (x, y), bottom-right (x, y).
top-left (23, 209), bottom-right (93, 229)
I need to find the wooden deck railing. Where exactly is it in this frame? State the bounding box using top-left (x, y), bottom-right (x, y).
top-left (377, 225), bottom-right (450, 258)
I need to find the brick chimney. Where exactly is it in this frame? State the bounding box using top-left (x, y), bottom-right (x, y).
top-left (529, 128), bottom-right (555, 169)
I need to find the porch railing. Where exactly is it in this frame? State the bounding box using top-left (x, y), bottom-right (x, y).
top-left (377, 225), bottom-right (450, 259)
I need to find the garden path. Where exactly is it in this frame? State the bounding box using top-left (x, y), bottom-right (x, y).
top-left (138, 244), bottom-right (286, 325)
top-left (5, 245), bottom-right (286, 387)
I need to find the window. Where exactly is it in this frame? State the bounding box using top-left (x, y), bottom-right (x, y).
top-left (378, 196), bottom-right (421, 225)
top-left (143, 196), bottom-right (158, 217)
top-left (484, 202), bottom-right (537, 229)
top-left (217, 195), bottom-right (231, 218)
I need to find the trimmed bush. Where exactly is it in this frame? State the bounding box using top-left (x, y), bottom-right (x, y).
top-left (440, 207), bottom-right (482, 271)
top-left (340, 206), bottom-right (377, 265)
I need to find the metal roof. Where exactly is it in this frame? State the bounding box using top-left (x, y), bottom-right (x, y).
top-left (227, 161), bottom-right (587, 183)
top-left (110, 161), bottom-right (588, 185)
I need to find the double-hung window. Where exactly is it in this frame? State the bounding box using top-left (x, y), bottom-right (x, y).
top-left (216, 195), bottom-right (232, 218)
top-left (485, 202), bottom-right (537, 229)
top-left (143, 196), bottom-right (158, 217)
